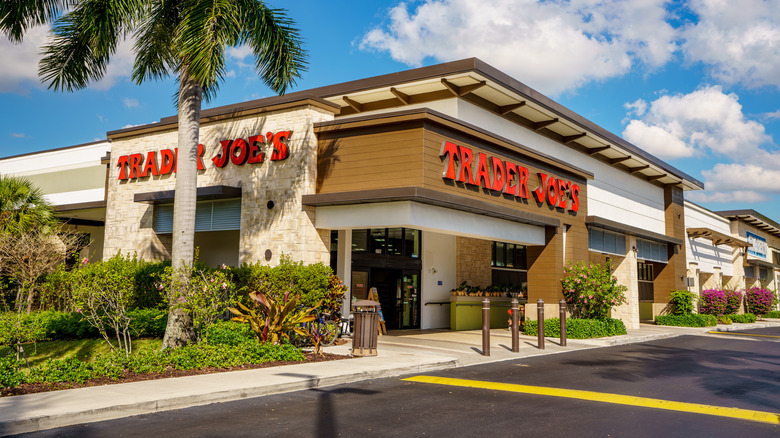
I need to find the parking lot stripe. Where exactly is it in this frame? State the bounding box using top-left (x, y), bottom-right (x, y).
top-left (402, 376), bottom-right (780, 425)
top-left (707, 331), bottom-right (780, 339)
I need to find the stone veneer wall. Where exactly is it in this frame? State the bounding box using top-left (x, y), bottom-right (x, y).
top-left (589, 238), bottom-right (639, 330)
top-left (103, 105), bottom-right (335, 266)
top-left (455, 236), bottom-right (492, 287)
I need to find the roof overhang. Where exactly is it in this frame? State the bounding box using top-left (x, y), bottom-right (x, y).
top-left (715, 210), bottom-right (780, 239)
top-left (133, 185), bottom-right (242, 204)
top-left (686, 227), bottom-right (750, 247)
top-left (312, 59), bottom-right (703, 191)
top-left (586, 215), bottom-right (683, 246)
top-left (303, 186), bottom-right (560, 229)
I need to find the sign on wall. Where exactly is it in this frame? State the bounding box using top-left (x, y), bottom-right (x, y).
top-left (116, 131), bottom-right (291, 180)
top-left (746, 231), bottom-right (767, 259)
top-left (439, 140), bottom-right (580, 213)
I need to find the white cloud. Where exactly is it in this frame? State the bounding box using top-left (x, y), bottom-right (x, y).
top-left (10, 132), bottom-right (26, 138)
top-left (764, 110), bottom-right (780, 120)
top-left (623, 120), bottom-right (694, 159)
top-left (686, 190), bottom-right (770, 203)
top-left (228, 45), bottom-right (253, 60)
top-left (683, 0), bottom-right (780, 89)
top-left (0, 25), bottom-right (50, 93)
top-left (624, 99), bottom-right (648, 117)
top-left (622, 86), bottom-right (770, 159)
top-left (122, 97), bottom-right (139, 108)
top-left (701, 163), bottom-right (780, 192)
top-left (360, 0), bottom-right (676, 95)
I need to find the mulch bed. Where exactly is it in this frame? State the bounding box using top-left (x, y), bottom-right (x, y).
top-left (1, 351), bottom-right (349, 397)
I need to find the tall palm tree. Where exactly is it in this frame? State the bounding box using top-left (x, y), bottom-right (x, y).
top-left (0, 175), bottom-right (57, 235)
top-left (1, 1), bottom-right (307, 348)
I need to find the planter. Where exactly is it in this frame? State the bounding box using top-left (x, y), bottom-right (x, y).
top-left (449, 296), bottom-right (527, 330)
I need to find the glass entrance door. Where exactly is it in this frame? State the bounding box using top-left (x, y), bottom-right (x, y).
top-left (400, 271), bottom-right (420, 329)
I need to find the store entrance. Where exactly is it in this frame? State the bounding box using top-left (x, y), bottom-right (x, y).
top-left (352, 268), bottom-right (420, 330)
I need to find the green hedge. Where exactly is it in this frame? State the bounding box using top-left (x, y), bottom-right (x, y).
top-left (203, 321), bottom-right (255, 346)
top-left (0, 309), bottom-right (168, 345)
top-left (523, 318), bottom-right (627, 339)
top-left (765, 311), bottom-right (780, 319)
top-left (726, 313), bottom-right (756, 323)
top-left (0, 341), bottom-right (304, 389)
top-left (655, 314), bottom-right (716, 327)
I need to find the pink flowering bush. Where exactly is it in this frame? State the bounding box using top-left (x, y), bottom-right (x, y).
top-left (744, 287), bottom-right (775, 316)
top-left (561, 262), bottom-right (628, 319)
top-left (723, 289), bottom-right (743, 315)
top-left (699, 289), bottom-right (727, 315)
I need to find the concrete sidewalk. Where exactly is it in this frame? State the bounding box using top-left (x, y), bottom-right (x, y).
top-left (1, 320), bottom-right (779, 435)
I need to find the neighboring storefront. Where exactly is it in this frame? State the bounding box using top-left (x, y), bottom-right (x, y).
top-left (0, 140), bottom-right (110, 261)
top-left (3, 58), bottom-right (720, 330)
top-left (715, 210), bottom-right (780, 294)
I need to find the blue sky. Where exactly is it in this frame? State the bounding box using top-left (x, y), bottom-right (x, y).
top-left (1, 0), bottom-right (780, 220)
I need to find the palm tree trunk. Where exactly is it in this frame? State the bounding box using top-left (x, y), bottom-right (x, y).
top-left (161, 66), bottom-right (201, 349)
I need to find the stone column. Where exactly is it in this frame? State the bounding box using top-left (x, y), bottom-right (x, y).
top-left (337, 229), bottom-right (352, 317)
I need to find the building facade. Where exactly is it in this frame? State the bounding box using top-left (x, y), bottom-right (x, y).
top-left (7, 59), bottom-right (749, 330)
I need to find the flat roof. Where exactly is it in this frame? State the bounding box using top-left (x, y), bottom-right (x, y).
top-left (715, 209), bottom-right (780, 239)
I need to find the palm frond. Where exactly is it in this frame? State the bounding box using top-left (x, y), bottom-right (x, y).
top-left (0, 0), bottom-right (68, 42)
top-left (132, 0), bottom-right (181, 84)
top-left (38, 0), bottom-right (144, 91)
top-left (237, 0), bottom-right (307, 94)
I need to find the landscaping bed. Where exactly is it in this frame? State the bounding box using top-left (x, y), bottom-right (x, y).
top-left (1, 350), bottom-right (348, 397)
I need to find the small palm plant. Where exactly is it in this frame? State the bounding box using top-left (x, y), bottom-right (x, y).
top-left (229, 291), bottom-right (314, 345)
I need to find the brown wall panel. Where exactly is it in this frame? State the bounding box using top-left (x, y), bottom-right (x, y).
top-left (527, 226), bottom-right (565, 302)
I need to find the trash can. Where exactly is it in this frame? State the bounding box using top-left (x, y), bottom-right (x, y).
top-left (351, 299), bottom-right (380, 356)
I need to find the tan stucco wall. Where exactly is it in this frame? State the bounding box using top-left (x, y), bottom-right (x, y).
top-left (455, 236), bottom-right (492, 288)
top-left (103, 105), bottom-right (335, 266)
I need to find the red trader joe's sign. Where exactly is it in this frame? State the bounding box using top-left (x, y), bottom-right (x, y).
top-left (116, 131), bottom-right (291, 180)
top-left (440, 141), bottom-right (580, 212)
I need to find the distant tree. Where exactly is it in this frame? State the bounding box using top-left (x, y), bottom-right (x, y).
top-left (0, 175), bottom-right (57, 235)
top-left (1, 1), bottom-right (307, 348)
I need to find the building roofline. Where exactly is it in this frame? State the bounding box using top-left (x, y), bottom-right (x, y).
top-left (0, 139), bottom-right (109, 162)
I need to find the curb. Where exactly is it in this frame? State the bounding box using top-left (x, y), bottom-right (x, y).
top-left (0, 355), bottom-right (458, 436)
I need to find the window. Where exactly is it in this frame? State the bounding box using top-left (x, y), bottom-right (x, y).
top-left (351, 228), bottom-right (420, 258)
top-left (744, 265), bottom-right (755, 278)
top-left (491, 242), bottom-right (527, 270)
top-left (588, 228), bottom-right (626, 256)
top-left (636, 239), bottom-right (667, 263)
top-left (154, 199), bottom-right (240, 233)
top-left (759, 266), bottom-right (768, 281)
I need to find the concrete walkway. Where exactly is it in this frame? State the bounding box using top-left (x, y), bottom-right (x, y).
top-left (1, 320), bottom-right (779, 435)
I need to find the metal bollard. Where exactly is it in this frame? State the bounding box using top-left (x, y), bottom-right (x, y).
top-left (559, 299), bottom-right (567, 347)
top-left (511, 298), bottom-right (519, 352)
top-left (537, 298), bottom-right (545, 350)
top-left (482, 298), bottom-right (490, 356)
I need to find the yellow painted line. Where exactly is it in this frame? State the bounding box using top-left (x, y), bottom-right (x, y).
top-left (402, 376), bottom-right (780, 425)
top-left (708, 331), bottom-right (780, 339)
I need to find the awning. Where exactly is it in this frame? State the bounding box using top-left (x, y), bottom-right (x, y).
top-left (586, 215), bottom-right (683, 246)
top-left (686, 227), bottom-right (750, 247)
top-left (133, 185), bottom-right (241, 204)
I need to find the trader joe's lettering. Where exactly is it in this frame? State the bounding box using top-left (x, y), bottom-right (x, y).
top-left (440, 141), bottom-right (580, 212)
top-left (117, 130), bottom-right (291, 180)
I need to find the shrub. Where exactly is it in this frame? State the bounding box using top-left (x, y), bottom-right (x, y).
top-left (1, 342), bottom-right (305, 389)
top-left (668, 290), bottom-right (696, 315)
top-left (522, 318), bottom-right (627, 339)
top-left (744, 287), bottom-right (774, 316)
top-left (699, 289), bottom-right (727, 315)
top-left (128, 308), bottom-right (168, 338)
top-left (727, 313), bottom-right (756, 323)
top-left (203, 320), bottom-right (254, 346)
top-left (561, 262), bottom-right (628, 319)
top-left (235, 255), bottom-right (345, 315)
top-left (229, 291), bottom-right (315, 344)
top-left (655, 314), bottom-right (717, 327)
top-left (716, 315), bottom-right (732, 325)
top-left (723, 289), bottom-right (743, 315)
top-left (765, 310), bottom-right (780, 319)
top-left (0, 355), bottom-right (24, 388)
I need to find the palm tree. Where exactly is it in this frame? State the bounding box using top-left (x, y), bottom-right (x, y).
top-left (1, 1), bottom-right (307, 348)
top-left (0, 175), bottom-right (57, 235)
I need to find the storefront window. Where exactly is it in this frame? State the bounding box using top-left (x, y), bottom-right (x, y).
top-left (588, 228), bottom-right (626, 256)
top-left (352, 229), bottom-right (368, 252)
top-left (491, 241), bottom-right (528, 285)
top-left (351, 228), bottom-right (420, 258)
top-left (387, 228), bottom-right (403, 256)
top-left (369, 228), bottom-right (386, 254)
top-left (636, 239), bottom-right (667, 263)
top-left (404, 229), bottom-right (420, 258)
